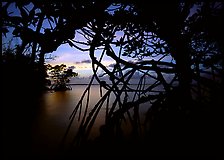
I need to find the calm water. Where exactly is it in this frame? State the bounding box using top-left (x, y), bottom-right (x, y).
top-left (31, 84), bottom-right (152, 157)
top-left (31, 85), bottom-right (102, 156)
top-left (5, 82), bottom-right (218, 158)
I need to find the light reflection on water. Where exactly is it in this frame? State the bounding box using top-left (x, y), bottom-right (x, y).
top-left (32, 85), bottom-right (152, 156)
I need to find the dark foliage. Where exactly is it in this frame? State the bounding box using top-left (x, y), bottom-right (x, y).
top-left (2, 1), bottom-right (223, 158)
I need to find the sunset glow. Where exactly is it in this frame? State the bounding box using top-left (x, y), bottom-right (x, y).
top-left (46, 43), bottom-right (116, 77)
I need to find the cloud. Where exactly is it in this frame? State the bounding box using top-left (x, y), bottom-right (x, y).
top-left (108, 63), bottom-right (116, 68)
top-left (81, 59), bottom-right (91, 63)
top-left (107, 62), bottom-right (126, 68)
top-left (75, 59), bottom-right (91, 64)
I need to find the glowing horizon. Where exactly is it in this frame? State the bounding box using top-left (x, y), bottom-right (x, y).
top-left (46, 43), bottom-right (116, 77)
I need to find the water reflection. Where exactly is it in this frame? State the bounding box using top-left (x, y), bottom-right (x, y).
top-left (31, 85), bottom-right (107, 156)
top-left (31, 85), bottom-right (152, 157)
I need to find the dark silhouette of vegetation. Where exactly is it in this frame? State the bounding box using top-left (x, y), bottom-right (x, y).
top-left (1, 42), bottom-right (49, 92)
top-left (1, 41), bottom-right (50, 159)
top-left (2, 1), bottom-right (223, 158)
top-left (46, 64), bottom-right (78, 91)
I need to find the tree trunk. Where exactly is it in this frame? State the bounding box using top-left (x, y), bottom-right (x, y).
top-left (38, 51), bottom-right (46, 90)
top-left (30, 15), bottom-right (44, 65)
top-left (172, 35), bottom-right (192, 107)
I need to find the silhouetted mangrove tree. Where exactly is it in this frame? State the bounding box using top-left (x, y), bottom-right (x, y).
top-left (2, 1), bottom-right (223, 157)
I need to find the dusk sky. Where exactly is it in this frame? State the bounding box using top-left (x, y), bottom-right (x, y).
top-left (46, 43), bottom-right (94, 77)
top-left (2, 2), bottom-right (115, 77)
top-left (2, 2), bottom-right (174, 78)
top-left (46, 31), bottom-right (128, 77)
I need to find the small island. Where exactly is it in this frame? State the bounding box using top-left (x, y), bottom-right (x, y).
top-left (46, 64), bottom-right (78, 91)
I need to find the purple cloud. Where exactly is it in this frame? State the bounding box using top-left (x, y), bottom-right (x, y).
top-left (75, 59), bottom-right (92, 64)
top-left (81, 60), bottom-right (91, 63)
